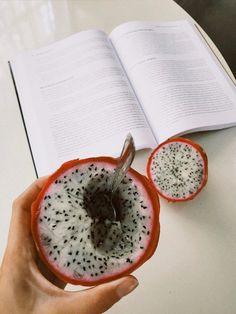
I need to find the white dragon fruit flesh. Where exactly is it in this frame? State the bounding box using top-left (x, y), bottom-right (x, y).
top-left (147, 138), bottom-right (208, 201)
top-left (31, 157), bottom-right (160, 285)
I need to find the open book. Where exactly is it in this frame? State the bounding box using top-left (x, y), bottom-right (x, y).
top-left (10, 20), bottom-right (236, 177)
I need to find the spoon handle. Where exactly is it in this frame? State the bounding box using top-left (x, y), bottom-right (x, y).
top-left (111, 133), bottom-right (136, 194)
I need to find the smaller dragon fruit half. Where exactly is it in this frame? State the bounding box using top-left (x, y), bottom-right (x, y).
top-left (147, 137), bottom-right (208, 202)
top-left (31, 157), bottom-right (160, 286)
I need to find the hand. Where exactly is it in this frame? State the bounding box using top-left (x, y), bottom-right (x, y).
top-left (0, 177), bottom-right (138, 314)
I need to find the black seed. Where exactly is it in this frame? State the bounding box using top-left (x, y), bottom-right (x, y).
top-left (49, 251), bottom-right (52, 255)
top-left (53, 245), bottom-right (58, 249)
top-left (64, 239), bottom-right (68, 243)
top-left (83, 266), bottom-right (86, 271)
top-left (67, 262), bottom-right (70, 267)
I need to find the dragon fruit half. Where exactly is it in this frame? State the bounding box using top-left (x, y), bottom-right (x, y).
top-left (31, 157), bottom-right (160, 285)
top-left (147, 137), bottom-right (208, 202)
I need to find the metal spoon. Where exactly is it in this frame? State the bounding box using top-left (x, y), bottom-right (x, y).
top-left (108, 133), bottom-right (136, 220)
top-left (84, 134), bottom-right (135, 222)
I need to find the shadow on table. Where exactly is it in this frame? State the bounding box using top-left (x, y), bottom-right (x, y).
top-left (174, 0), bottom-right (236, 77)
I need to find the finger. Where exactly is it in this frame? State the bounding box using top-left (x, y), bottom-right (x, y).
top-left (64, 276), bottom-right (138, 313)
top-left (13, 176), bottom-right (48, 212)
top-left (36, 257), bottom-right (67, 289)
top-left (8, 176), bottom-right (48, 248)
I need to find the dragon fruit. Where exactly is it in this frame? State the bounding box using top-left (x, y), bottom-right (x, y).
top-left (31, 157), bottom-right (160, 285)
top-left (147, 137), bottom-right (208, 202)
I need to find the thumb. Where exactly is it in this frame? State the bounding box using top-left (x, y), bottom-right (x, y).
top-left (66, 275), bottom-right (139, 313)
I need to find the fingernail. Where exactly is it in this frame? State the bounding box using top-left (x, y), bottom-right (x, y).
top-left (117, 277), bottom-right (139, 299)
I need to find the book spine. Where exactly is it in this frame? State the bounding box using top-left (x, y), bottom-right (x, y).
top-left (8, 61), bottom-right (39, 178)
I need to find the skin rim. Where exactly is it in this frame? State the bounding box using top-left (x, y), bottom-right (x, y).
top-left (147, 137), bottom-right (208, 202)
top-left (31, 156), bottom-right (160, 286)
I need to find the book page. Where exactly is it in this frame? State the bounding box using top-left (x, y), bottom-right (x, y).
top-left (11, 30), bottom-right (155, 176)
top-left (110, 20), bottom-right (236, 143)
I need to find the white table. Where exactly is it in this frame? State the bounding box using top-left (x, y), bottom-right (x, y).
top-left (0, 1), bottom-right (235, 313)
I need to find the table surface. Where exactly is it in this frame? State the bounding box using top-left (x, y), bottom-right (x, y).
top-left (0, 1), bottom-right (235, 314)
